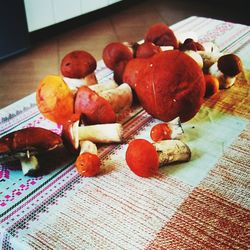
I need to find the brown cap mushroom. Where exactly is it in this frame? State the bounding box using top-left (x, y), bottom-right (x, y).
top-left (0, 127), bottom-right (63, 176)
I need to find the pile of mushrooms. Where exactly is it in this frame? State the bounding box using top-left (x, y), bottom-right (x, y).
top-left (1, 22), bottom-right (244, 178)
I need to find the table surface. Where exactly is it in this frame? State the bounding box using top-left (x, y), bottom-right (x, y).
top-left (0, 16), bottom-right (250, 250)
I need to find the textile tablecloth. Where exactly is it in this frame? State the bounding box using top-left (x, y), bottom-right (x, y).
top-left (0, 16), bottom-right (250, 250)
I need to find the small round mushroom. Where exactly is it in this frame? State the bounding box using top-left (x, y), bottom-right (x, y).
top-left (0, 127), bottom-right (63, 176)
top-left (61, 50), bottom-right (97, 92)
top-left (125, 138), bottom-right (191, 177)
top-left (204, 74), bottom-right (219, 98)
top-left (75, 152), bottom-right (101, 177)
top-left (144, 23), bottom-right (179, 49)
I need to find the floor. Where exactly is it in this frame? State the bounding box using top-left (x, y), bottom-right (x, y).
top-left (0, 0), bottom-right (248, 109)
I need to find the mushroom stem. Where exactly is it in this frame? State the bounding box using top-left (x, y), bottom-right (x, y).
top-left (98, 83), bottom-right (133, 113)
top-left (78, 123), bottom-right (123, 143)
top-left (79, 140), bottom-right (98, 155)
top-left (21, 155), bottom-right (39, 176)
top-left (153, 140), bottom-right (191, 167)
top-left (63, 72), bottom-right (97, 93)
top-left (89, 80), bottom-right (118, 94)
top-left (168, 117), bottom-right (184, 139)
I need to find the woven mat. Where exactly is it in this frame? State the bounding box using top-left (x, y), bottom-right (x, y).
top-left (0, 16), bottom-right (250, 250)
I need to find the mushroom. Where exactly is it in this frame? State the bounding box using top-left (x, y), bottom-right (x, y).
top-left (123, 50), bottom-right (206, 122)
top-left (208, 54), bottom-right (243, 89)
top-left (102, 42), bottom-right (134, 84)
top-left (60, 50), bottom-right (98, 93)
top-left (0, 127), bottom-right (63, 176)
top-left (36, 75), bottom-right (78, 125)
top-left (62, 120), bottom-right (123, 153)
top-left (75, 140), bottom-right (101, 177)
top-left (144, 22), bottom-right (179, 49)
top-left (150, 117), bottom-right (184, 142)
top-left (135, 42), bottom-right (162, 58)
top-left (74, 83), bottom-right (132, 124)
top-left (125, 139), bottom-right (191, 177)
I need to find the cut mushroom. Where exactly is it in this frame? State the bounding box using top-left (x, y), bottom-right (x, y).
top-left (0, 127), bottom-right (63, 176)
top-left (89, 80), bottom-right (118, 94)
top-left (125, 138), bottom-right (191, 177)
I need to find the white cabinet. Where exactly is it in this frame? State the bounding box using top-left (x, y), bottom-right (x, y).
top-left (53, 0), bottom-right (81, 23)
top-left (81, 0), bottom-right (108, 15)
top-left (24, 0), bottom-right (122, 32)
top-left (24, 0), bottom-right (54, 32)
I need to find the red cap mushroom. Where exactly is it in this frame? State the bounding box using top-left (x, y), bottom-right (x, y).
top-left (61, 50), bottom-right (97, 91)
top-left (144, 23), bottom-right (179, 49)
top-left (123, 50), bottom-right (206, 122)
top-left (61, 50), bottom-right (97, 79)
top-left (74, 83), bottom-right (132, 124)
top-left (135, 42), bottom-right (161, 58)
top-left (102, 42), bottom-right (134, 84)
top-left (125, 138), bottom-right (191, 177)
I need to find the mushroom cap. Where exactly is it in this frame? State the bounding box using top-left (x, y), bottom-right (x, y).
top-left (144, 23), bottom-right (178, 49)
top-left (36, 75), bottom-right (78, 125)
top-left (217, 54), bottom-right (243, 77)
top-left (125, 139), bottom-right (159, 177)
top-left (135, 42), bottom-right (161, 58)
top-left (60, 50), bottom-right (97, 78)
top-left (0, 127), bottom-right (63, 162)
top-left (123, 50), bottom-right (206, 122)
top-left (74, 86), bottom-right (116, 124)
top-left (102, 42), bottom-right (133, 70)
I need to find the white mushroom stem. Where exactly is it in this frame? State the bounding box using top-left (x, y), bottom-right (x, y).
top-left (98, 83), bottom-right (133, 113)
top-left (89, 80), bottom-right (118, 94)
top-left (79, 140), bottom-right (98, 155)
top-left (153, 140), bottom-right (191, 167)
top-left (21, 155), bottom-right (39, 176)
top-left (78, 123), bottom-right (123, 143)
top-left (160, 46), bottom-right (174, 51)
top-left (63, 72), bottom-right (97, 93)
top-left (168, 117), bottom-right (184, 139)
top-left (208, 62), bottom-right (236, 89)
top-left (184, 50), bottom-right (203, 68)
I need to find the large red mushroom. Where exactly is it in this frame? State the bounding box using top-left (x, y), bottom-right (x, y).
top-left (123, 50), bottom-right (206, 122)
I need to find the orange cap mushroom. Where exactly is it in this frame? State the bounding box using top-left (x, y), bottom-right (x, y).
top-left (126, 139), bottom-right (159, 177)
top-left (36, 75), bottom-right (78, 125)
